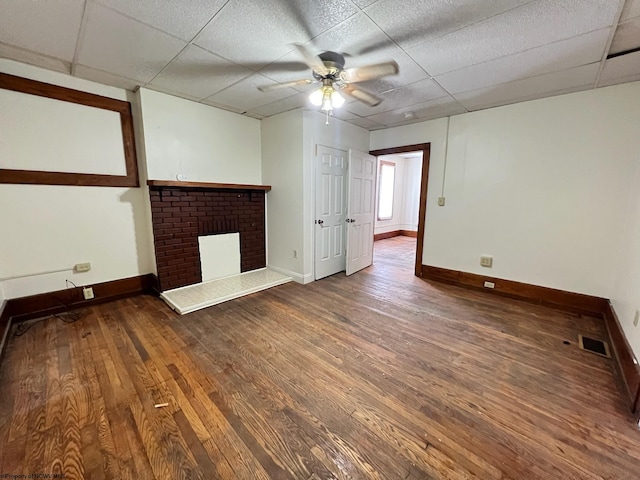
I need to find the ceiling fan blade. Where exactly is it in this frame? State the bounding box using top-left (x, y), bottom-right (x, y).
top-left (341, 86), bottom-right (383, 107)
top-left (257, 79), bottom-right (314, 92)
top-left (340, 61), bottom-right (399, 83)
top-left (292, 43), bottom-right (329, 76)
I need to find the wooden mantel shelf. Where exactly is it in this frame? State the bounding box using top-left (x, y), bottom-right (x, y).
top-left (147, 180), bottom-right (271, 191)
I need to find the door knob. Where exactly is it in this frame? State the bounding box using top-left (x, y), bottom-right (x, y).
top-left (316, 219), bottom-right (324, 225)
top-left (346, 218), bottom-right (355, 223)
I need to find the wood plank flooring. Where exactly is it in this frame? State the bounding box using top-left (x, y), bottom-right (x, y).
top-left (1, 236), bottom-right (639, 479)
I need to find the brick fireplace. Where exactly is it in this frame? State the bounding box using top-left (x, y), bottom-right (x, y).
top-left (148, 181), bottom-right (269, 291)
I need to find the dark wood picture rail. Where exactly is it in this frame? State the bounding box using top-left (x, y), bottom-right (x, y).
top-left (0, 72), bottom-right (139, 187)
top-left (147, 180), bottom-right (271, 191)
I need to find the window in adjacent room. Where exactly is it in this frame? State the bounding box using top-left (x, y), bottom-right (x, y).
top-left (377, 160), bottom-right (395, 220)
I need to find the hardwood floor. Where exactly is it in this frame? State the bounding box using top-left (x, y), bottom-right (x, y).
top-left (1, 236), bottom-right (639, 479)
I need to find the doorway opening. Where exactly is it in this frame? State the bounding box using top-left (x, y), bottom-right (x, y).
top-left (370, 144), bottom-right (431, 277)
top-left (372, 150), bottom-right (423, 266)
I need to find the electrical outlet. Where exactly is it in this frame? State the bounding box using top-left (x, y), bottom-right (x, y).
top-left (437, 197), bottom-right (445, 207)
top-left (634, 310), bottom-right (639, 327)
top-left (484, 281), bottom-right (495, 289)
top-left (74, 262), bottom-right (91, 273)
top-left (293, 249), bottom-right (298, 259)
top-left (480, 255), bottom-right (493, 268)
top-left (83, 287), bottom-right (94, 300)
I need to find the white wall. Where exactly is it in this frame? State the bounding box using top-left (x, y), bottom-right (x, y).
top-left (402, 157), bottom-right (422, 231)
top-left (262, 110), bottom-right (305, 281)
top-left (139, 88), bottom-right (262, 184)
top-left (371, 82), bottom-right (640, 298)
top-left (0, 59), bottom-right (155, 299)
top-left (611, 157), bottom-right (640, 359)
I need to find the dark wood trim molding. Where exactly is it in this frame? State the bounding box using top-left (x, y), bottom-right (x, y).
top-left (374, 231), bottom-right (401, 241)
top-left (370, 143), bottom-right (430, 277)
top-left (0, 72), bottom-right (139, 188)
top-left (147, 180), bottom-right (272, 191)
top-left (421, 265), bottom-right (608, 316)
top-left (374, 230), bottom-right (418, 241)
top-left (0, 301), bottom-right (9, 364)
top-left (603, 302), bottom-right (640, 414)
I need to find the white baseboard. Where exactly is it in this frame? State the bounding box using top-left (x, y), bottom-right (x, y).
top-left (268, 265), bottom-right (314, 285)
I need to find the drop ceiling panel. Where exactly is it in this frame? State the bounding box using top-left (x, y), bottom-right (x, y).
top-left (78, 3), bottom-right (187, 83)
top-left (345, 115), bottom-right (386, 130)
top-left (346, 78), bottom-right (448, 116)
top-left (74, 64), bottom-right (140, 91)
top-left (0, 0), bottom-right (84, 62)
top-left (363, 0), bottom-right (532, 51)
top-left (620, 0), bottom-right (640, 22)
top-left (365, 96), bottom-right (467, 127)
top-left (195, 0), bottom-right (357, 66)
top-left (205, 73), bottom-right (299, 112)
top-left (599, 50), bottom-right (640, 87)
top-left (456, 63), bottom-right (600, 111)
top-left (408, 0), bottom-right (621, 76)
top-left (610, 17), bottom-right (640, 55)
top-left (245, 92), bottom-right (309, 117)
top-left (150, 45), bottom-right (253, 100)
top-left (0, 44), bottom-right (70, 74)
top-left (435, 29), bottom-right (609, 94)
top-left (95, 0), bottom-right (227, 41)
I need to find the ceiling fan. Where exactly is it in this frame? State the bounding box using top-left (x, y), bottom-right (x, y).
top-left (257, 44), bottom-right (399, 120)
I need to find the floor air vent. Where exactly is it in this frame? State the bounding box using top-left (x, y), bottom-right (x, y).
top-left (578, 334), bottom-right (611, 358)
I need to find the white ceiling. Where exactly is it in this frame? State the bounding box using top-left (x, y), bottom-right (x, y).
top-left (1, 0), bottom-right (639, 130)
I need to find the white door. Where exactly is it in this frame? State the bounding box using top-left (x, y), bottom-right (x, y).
top-left (346, 149), bottom-right (376, 276)
top-left (314, 146), bottom-right (347, 280)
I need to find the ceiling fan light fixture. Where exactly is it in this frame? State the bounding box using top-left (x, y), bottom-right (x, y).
top-left (331, 90), bottom-right (345, 108)
top-left (309, 84), bottom-right (344, 112)
top-left (309, 87), bottom-right (324, 106)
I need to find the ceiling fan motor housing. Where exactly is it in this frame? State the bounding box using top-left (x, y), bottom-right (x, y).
top-left (313, 51), bottom-right (346, 79)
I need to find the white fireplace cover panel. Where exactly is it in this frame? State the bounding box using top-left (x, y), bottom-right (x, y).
top-left (198, 233), bottom-right (240, 282)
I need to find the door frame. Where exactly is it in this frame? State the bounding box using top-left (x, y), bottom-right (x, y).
top-left (369, 143), bottom-right (431, 277)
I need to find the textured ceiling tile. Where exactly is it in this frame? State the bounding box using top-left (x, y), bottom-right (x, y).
top-left (455, 63), bottom-right (600, 111)
top-left (0, 43), bottom-right (70, 74)
top-left (620, 0), bottom-right (640, 22)
top-left (95, 0), bottom-right (227, 41)
top-left (245, 92), bottom-right (309, 117)
top-left (150, 45), bottom-right (253, 99)
top-left (195, 0), bottom-right (357, 67)
top-left (0, 0), bottom-right (84, 61)
top-left (74, 64), bottom-right (141, 91)
top-left (610, 17), bottom-right (640, 55)
top-left (435, 29), bottom-right (609, 94)
top-left (199, 98), bottom-right (246, 114)
top-left (599, 50), bottom-right (640, 86)
top-left (352, 0), bottom-right (379, 8)
top-left (345, 115), bottom-right (386, 130)
top-left (364, 0), bottom-right (532, 50)
top-left (78, 3), bottom-right (186, 83)
top-left (365, 96), bottom-right (466, 127)
top-left (345, 78), bottom-right (447, 116)
top-left (408, 0), bottom-right (621, 76)
top-left (204, 73), bottom-right (299, 112)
